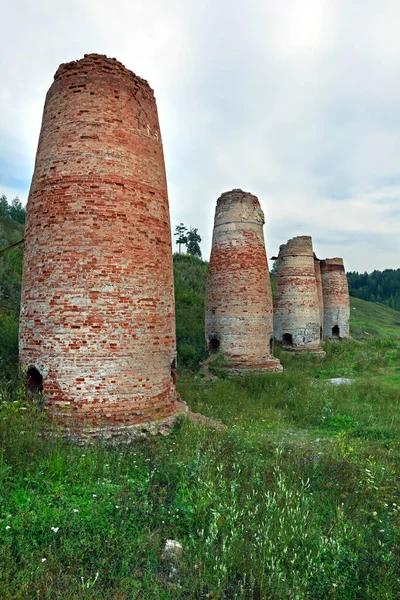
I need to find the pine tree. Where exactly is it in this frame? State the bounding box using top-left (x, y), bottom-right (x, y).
top-left (9, 197), bottom-right (25, 224)
top-left (186, 228), bottom-right (202, 258)
top-left (0, 195), bottom-right (8, 217)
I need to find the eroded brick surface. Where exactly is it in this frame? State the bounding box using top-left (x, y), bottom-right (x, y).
top-left (205, 190), bottom-right (282, 372)
top-left (19, 54), bottom-right (180, 429)
top-left (314, 256), bottom-right (324, 331)
top-left (320, 258), bottom-right (350, 339)
top-left (273, 236), bottom-right (324, 353)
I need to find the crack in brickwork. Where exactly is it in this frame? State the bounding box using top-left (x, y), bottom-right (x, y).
top-left (19, 54), bottom-right (181, 430)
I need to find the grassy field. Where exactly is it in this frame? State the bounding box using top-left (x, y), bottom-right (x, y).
top-left (0, 256), bottom-right (399, 599)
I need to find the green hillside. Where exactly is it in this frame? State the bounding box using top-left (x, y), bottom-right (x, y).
top-left (350, 296), bottom-right (400, 339)
top-left (173, 253), bottom-right (208, 368)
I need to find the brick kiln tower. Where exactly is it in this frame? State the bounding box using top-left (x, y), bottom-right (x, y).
top-left (320, 258), bottom-right (350, 339)
top-left (20, 54), bottom-right (182, 435)
top-left (273, 236), bottom-right (325, 354)
top-left (205, 189), bottom-right (282, 372)
top-left (314, 255), bottom-right (324, 338)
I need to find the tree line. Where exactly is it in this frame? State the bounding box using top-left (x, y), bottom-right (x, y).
top-left (347, 269), bottom-right (400, 311)
top-left (0, 195), bottom-right (26, 224)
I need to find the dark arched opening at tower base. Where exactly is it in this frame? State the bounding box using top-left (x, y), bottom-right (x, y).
top-left (282, 333), bottom-right (293, 346)
top-left (208, 337), bottom-right (220, 352)
top-left (332, 325), bottom-right (340, 337)
top-left (26, 367), bottom-right (43, 398)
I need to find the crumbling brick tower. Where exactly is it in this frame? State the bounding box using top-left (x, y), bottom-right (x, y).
top-left (273, 236), bottom-right (325, 354)
top-left (320, 258), bottom-right (350, 339)
top-left (205, 189), bottom-right (282, 372)
top-left (19, 54), bottom-right (181, 434)
top-left (314, 255), bottom-right (324, 339)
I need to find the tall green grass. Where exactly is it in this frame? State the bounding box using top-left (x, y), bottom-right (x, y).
top-left (1, 370), bottom-right (399, 598)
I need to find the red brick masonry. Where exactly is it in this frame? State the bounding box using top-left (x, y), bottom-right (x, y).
top-left (314, 256), bottom-right (324, 334)
top-left (20, 54), bottom-right (180, 429)
top-left (273, 236), bottom-right (325, 354)
top-left (205, 190), bottom-right (282, 372)
top-left (320, 258), bottom-right (350, 339)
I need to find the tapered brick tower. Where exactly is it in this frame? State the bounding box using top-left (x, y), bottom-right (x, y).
top-left (314, 255), bottom-right (324, 339)
top-left (20, 54), bottom-right (182, 436)
top-left (205, 189), bottom-right (282, 372)
top-left (320, 258), bottom-right (351, 339)
top-left (273, 236), bottom-right (325, 354)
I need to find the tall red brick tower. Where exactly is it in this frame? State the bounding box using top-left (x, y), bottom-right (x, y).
top-left (205, 189), bottom-right (282, 372)
top-left (314, 255), bottom-right (324, 339)
top-left (273, 236), bottom-right (325, 354)
top-left (19, 54), bottom-right (181, 435)
top-left (320, 258), bottom-right (351, 339)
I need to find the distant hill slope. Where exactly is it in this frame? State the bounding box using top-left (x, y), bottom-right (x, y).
top-left (350, 296), bottom-right (400, 340)
top-left (173, 253), bottom-right (208, 368)
top-left (0, 217), bottom-right (25, 315)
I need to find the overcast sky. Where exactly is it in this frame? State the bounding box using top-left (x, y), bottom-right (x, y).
top-left (1, 0), bottom-right (399, 272)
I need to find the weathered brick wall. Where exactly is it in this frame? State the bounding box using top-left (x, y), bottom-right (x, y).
top-left (314, 257), bottom-right (324, 335)
top-left (205, 189), bottom-right (282, 372)
top-left (320, 258), bottom-right (350, 339)
top-left (273, 236), bottom-right (324, 353)
top-left (19, 54), bottom-right (180, 429)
